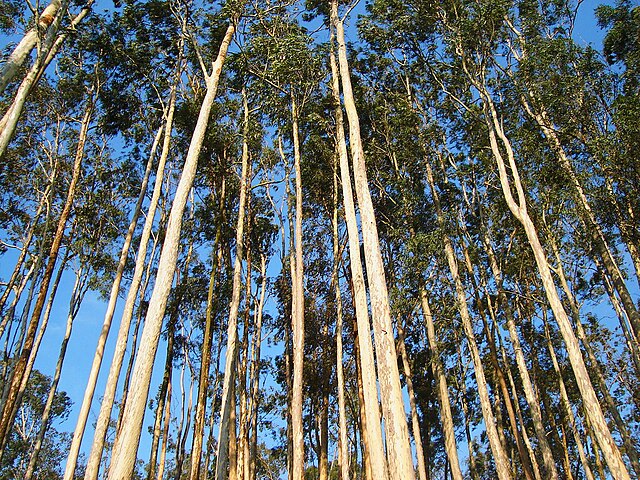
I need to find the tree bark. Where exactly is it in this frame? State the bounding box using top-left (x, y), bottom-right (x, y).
top-left (106, 21), bottom-right (235, 480)
top-left (473, 72), bottom-right (632, 479)
top-left (418, 291), bottom-right (463, 480)
top-left (328, 17), bottom-right (388, 479)
top-left (332, 4), bottom-right (414, 479)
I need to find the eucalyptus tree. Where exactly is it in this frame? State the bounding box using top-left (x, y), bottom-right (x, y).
top-left (62, 2), bottom-right (188, 476)
top-left (329, 2), bottom-right (416, 479)
top-left (105, 2), bottom-right (240, 476)
top-left (240, 12), bottom-right (322, 478)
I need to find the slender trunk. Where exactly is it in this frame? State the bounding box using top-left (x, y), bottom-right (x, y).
top-left (462, 243), bottom-right (535, 480)
top-left (549, 237), bottom-right (640, 477)
top-left (175, 350), bottom-right (195, 480)
top-left (214, 77), bottom-right (251, 480)
top-left (332, 157), bottom-right (350, 480)
top-left (396, 322), bottom-right (428, 480)
top-left (24, 264), bottom-right (88, 480)
top-left (0, 92), bottom-right (92, 449)
top-left (517, 77), bottom-right (640, 343)
top-left (474, 71), bottom-right (631, 479)
top-left (107, 22), bottom-right (235, 480)
top-left (481, 225), bottom-right (558, 479)
top-left (455, 345), bottom-right (479, 480)
top-left (156, 370), bottom-right (173, 480)
top-left (248, 253), bottom-right (267, 480)
top-left (82, 69), bottom-right (179, 479)
top-left (335, 4), bottom-right (414, 477)
top-left (541, 315), bottom-right (595, 480)
top-left (418, 291), bottom-right (463, 480)
top-left (290, 91), bottom-right (306, 480)
top-left (0, 175), bottom-right (52, 318)
top-left (189, 123), bottom-right (231, 480)
top-left (237, 239), bottom-right (252, 480)
top-left (328, 19), bottom-right (388, 479)
top-left (424, 158), bottom-right (512, 479)
top-left (147, 324), bottom-right (175, 480)
top-left (64, 119), bottom-right (164, 480)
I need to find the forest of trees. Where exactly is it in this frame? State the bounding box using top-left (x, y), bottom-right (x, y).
top-left (1, 0), bottom-right (639, 478)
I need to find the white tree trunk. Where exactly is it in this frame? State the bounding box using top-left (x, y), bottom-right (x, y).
top-left (82, 68), bottom-right (181, 480)
top-left (214, 75), bottom-right (251, 480)
top-left (328, 15), bottom-right (389, 480)
top-left (106, 22), bottom-right (235, 480)
top-left (332, 5), bottom-right (414, 480)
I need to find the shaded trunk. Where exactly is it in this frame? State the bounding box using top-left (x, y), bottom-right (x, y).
top-left (424, 158), bottom-right (511, 479)
top-left (0, 92), bottom-right (93, 450)
top-left (147, 324), bottom-right (175, 480)
top-left (332, 156), bottom-right (350, 480)
top-left (418, 291), bottom-right (463, 480)
top-left (214, 77), bottom-right (251, 480)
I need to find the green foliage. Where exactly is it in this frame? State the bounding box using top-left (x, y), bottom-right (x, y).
top-left (0, 369), bottom-right (75, 480)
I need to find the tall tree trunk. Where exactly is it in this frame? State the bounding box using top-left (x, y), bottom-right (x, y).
top-left (248, 253), bottom-right (267, 480)
top-left (332, 156), bottom-right (350, 480)
top-left (0, 90), bottom-right (93, 449)
top-left (214, 74), bottom-right (251, 480)
top-left (156, 367), bottom-right (173, 480)
top-left (396, 322), bottom-right (428, 480)
top-left (106, 22), bottom-right (236, 480)
top-left (147, 322), bottom-right (175, 480)
top-left (290, 90), bottom-right (306, 480)
top-left (418, 291), bottom-right (463, 480)
top-left (424, 158), bottom-right (512, 479)
top-left (81, 67), bottom-right (179, 479)
top-left (328, 20), bottom-right (388, 480)
top-left (332, 4), bottom-right (414, 479)
top-left (189, 103), bottom-right (232, 480)
top-left (547, 234), bottom-right (640, 477)
top-left (480, 222), bottom-right (559, 480)
top-left (461, 241), bottom-right (536, 480)
top-left (541, 314), bottom-right (595, 480)
top-left (468, 61), bottom-right (632, 478)
top-left (64, 112), bottom-right (166, 480)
